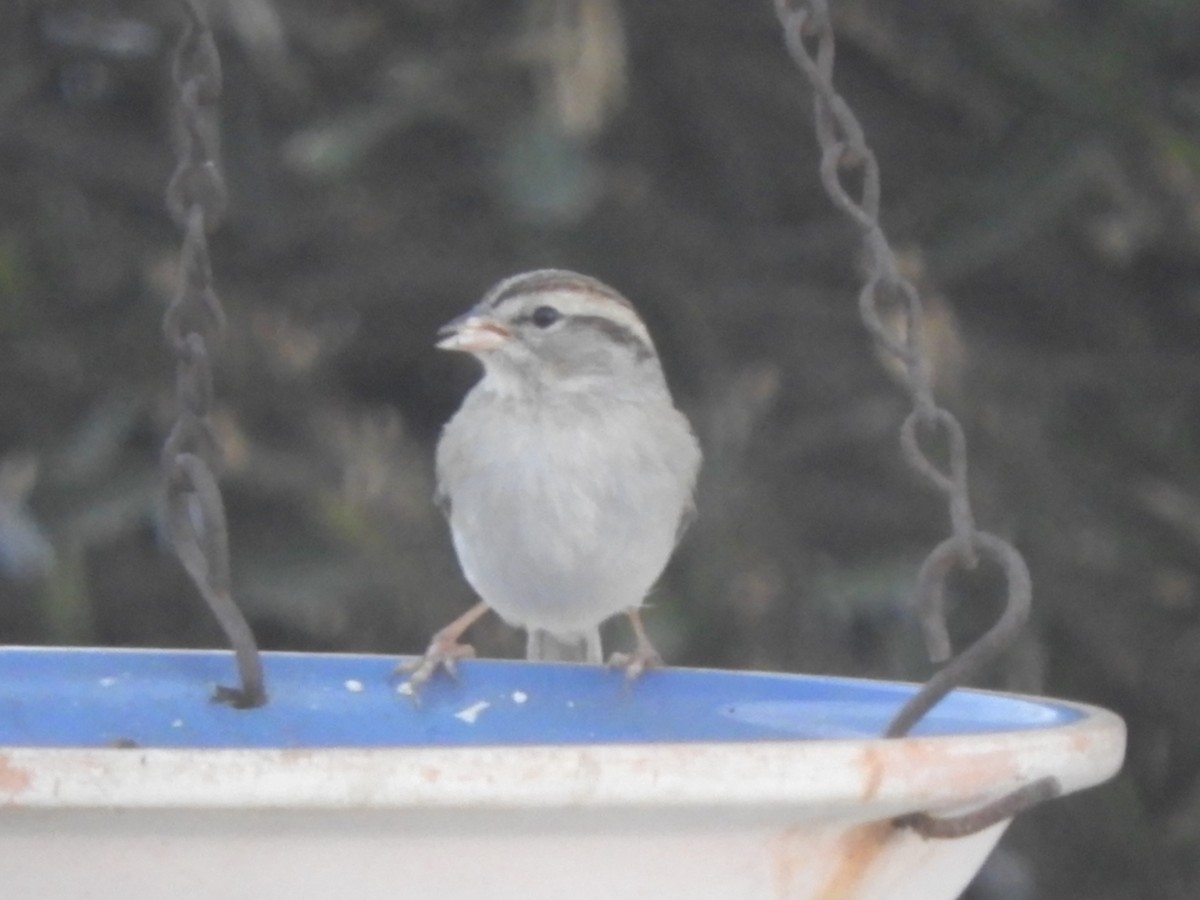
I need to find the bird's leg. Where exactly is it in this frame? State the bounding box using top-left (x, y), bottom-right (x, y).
top-left (607, 608), bottom-right (663, 682)
top-left (397, 601), bottom-right (490, 696)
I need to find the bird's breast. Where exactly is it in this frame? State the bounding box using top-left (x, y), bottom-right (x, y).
top-left (436, 397), bottom-right (694, 630)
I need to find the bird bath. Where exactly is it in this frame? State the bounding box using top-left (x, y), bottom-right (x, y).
top-left (0, 646), bottom-right (1123, 899)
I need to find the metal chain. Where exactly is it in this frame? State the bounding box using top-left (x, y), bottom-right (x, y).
top-left (772, 0), bottom-right (1057, 833)
top-left (894, 777), bottom-right (1060, 840)
top-left (162, 0), bottom-right (265, 708)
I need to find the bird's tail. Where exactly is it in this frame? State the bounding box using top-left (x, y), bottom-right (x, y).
top-left (526, 627), bottom-right (602, 663)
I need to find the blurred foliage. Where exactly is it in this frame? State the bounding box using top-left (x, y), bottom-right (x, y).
top-left (2, 0), bottom-right (1200, 896)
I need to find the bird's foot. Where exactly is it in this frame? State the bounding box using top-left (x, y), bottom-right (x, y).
top-left (394, 601), bottom-right (490, 702)
top-left (395, 635), bottom-right (476, 701)
top-left (608, 608), bottom-right (663, 683)
top-left (607, 643), bottom-right (663, 683)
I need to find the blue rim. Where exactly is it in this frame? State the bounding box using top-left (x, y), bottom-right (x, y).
top-left (0, 647), bottom-right (1084, 749)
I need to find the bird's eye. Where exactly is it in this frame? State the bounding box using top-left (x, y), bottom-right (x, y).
top-left (530, 305), bottom-right (562, 328)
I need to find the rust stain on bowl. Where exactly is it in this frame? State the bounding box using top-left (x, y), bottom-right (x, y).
top-left (860, 746), bottom-right (885, 801)
top-left (814, 820), bottom-right (898, 900)
top-left (892, 740), bottom-right (1023, 801)
top-left (1069, 730), bottom-right (1096, 756)
top-left (0, 754), bottom-right (32, 798)
top-left (856, 739), bottom-right (1020, 808)
top-left (772, 820), bottom-right (898, 900)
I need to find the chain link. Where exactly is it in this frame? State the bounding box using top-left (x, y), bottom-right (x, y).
top-left (773, 0), bottom-right (1057, 832)
top-left (162, 0), bottom-right (265, 708)
top-left (894, 776), bottom-right (1060, 840)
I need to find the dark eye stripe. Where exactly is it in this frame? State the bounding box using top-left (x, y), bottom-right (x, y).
top-left (482, 270), bottom-right (655, 360)
top-left (508, 308), bottom-right (655, 360)
top-left (511, 307), bottom-right (560, 328)
top-left (569, 314), bottom-right (656, 362)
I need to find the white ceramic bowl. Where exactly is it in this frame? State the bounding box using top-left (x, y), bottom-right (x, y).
top-left (0, 647), bottom-right (1124, 899)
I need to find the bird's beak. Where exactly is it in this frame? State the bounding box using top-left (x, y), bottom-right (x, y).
top-left (436, 311), bottom-right (512, 353)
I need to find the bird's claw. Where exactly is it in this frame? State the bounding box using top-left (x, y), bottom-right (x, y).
top-left (395, 639), bottom-right (476, 701)
top-left (607, 645), bottom-right (662, 683)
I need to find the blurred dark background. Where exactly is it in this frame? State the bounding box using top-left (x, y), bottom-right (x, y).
top-left (2, 0), bottom-right (1199, 896)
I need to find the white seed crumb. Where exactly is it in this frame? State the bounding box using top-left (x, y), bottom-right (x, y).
top-left (396, 682), bottom-right (415, 696)
top-left (171, 719), bottom-right (184, 728)
top-left (98, 677), bottom-right (117, 687)
top-left (511, 691), bottom-right (528, 704)
top-left (344, 679), bottom-right (364, 693)
top-left (566, 700), bottom-right (575, 708)
top-left (454, 701), bottom-right (491, 724)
